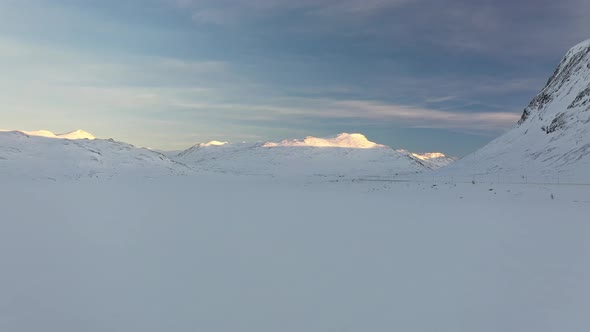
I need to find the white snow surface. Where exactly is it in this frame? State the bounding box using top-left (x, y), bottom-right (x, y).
top-left (0, 174), bottom-right (588, 332)
top-left (441, 38), bottom-right (590, 183)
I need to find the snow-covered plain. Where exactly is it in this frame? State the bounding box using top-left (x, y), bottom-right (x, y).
top-left (1, 174), bottom-right (589, 332)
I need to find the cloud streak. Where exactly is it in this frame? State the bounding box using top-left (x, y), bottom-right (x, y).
top-left (175, 98), bottom-right (520, 133)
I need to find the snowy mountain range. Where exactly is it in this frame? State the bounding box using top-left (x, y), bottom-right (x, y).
top-left (441, 39), bottom-right (590, 182)
top-left (0, 130), bottom-right (453, 180)
top-left (3, 40), bottom-right (589, 182)
top-left (173, 133), bottom-right (455, 177)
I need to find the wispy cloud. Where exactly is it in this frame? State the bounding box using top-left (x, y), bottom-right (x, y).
top-left (328, 100), bottom-right (519, 131)
top-left (425, 96), bottom-right (456, 103)
top-left (174, 98), bottom-right (520, 133)
top-left (169, 0), bottom-right (590, 60)
top-left (176, 0), bottom-right (410, 25)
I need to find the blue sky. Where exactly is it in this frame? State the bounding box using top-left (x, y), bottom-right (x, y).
top-left (1, 0), bottom-right (588, 156)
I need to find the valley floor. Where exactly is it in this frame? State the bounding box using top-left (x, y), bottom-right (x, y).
top-left (1, 174), bottom-right (589, 332)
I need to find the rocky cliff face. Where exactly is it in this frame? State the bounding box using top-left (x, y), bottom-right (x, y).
top-left (441, 39), bottom-right (590, 182)
top-left (518, 39), bottom-right (590, 129)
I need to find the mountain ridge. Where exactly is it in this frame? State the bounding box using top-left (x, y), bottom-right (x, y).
top-left (440, 38), bottom-right (590, 182)
top-left (1, 130), bottom-right (455, 180)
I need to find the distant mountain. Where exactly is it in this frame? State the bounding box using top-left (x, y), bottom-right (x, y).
top-left (441, 39), bottom-right (590, 182)
top-left (55, 129), bottom-right (96, 140)
top-left (173, 133), bottom-right (454, 177)
top-left (263, 133), bottom-right (387, 149)
top-left (0, 129), bottom-right (96, 140)
top-left (198, 140), bottom-right (228, 147)
top-left (0, 130), bottom-right (454, 180)
top-left (0, 130), bottom-right (187, 180)
top-left (410, 152), bottom-right (457, 170)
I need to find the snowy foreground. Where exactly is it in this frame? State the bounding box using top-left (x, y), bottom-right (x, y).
top-left (1, 174), bottom-right (589, 332)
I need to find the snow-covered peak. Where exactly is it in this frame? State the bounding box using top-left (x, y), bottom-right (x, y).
top-left (406, 152), bottom-right (456, 170)
top-left (198, 140), bottom-right (228, 147)
top-left (56, 130), bottom-right (96, 140)
top-left (518, 38), bottom-right (590, 126)
top-left (566, 38), bottom-right (590, 56)
top-left (0, 129), bottom-right (96, 140)
top-left (441, 38), bottom-right (590, 181)
top-left (22, 130), bottom-right (57, 138)
top-left (173, 133), bottom-right (455, 175)
top-left (263, 133), bottom-right (387, 149)
top-left (411, 152), bottom-right (447, 161)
